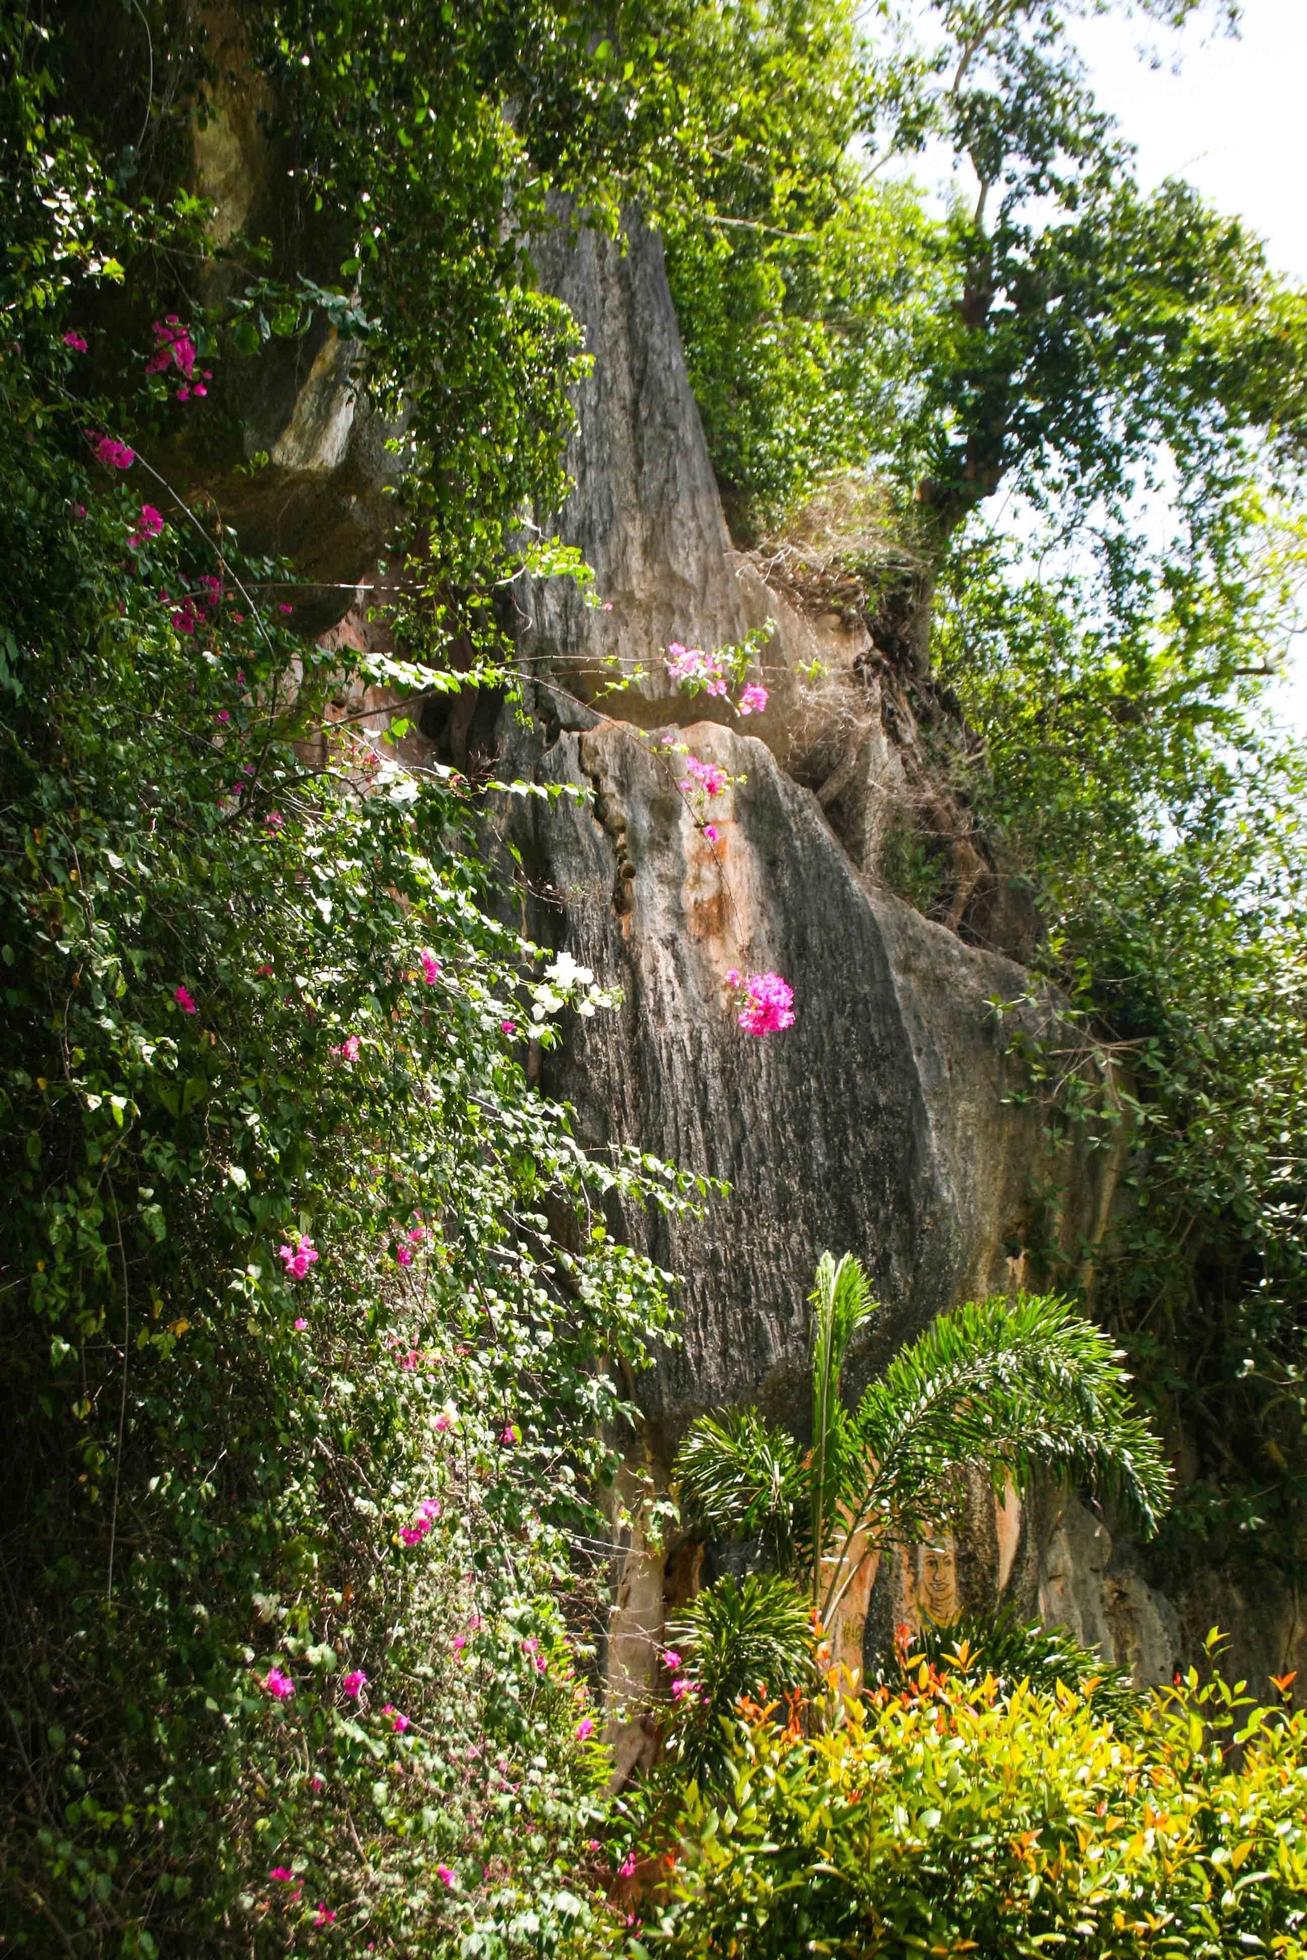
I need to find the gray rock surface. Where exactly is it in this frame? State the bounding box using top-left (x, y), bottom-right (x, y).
top-left (505, 212), bottom-right (1306, 1702)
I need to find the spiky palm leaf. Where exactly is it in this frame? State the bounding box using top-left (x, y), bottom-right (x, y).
top-left (809, 1252), bottom-right (877, 1585)
top-left (675, 1407), bottom-right (807, 1563)
top-left (672, 1258), bottom-right (1170, 1734)
top-left (821, 1291), bottom-right (1172, 1617)
top-left (667, 1572), bottom-right (812, 1776)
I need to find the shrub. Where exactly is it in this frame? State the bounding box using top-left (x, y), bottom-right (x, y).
top-left (639, 1646), bottom-right (1307, 1958)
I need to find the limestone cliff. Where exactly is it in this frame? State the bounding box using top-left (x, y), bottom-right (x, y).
top-left (181, 64), bottom-right (1304, 1711)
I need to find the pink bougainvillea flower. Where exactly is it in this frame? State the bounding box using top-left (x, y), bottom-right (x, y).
top-left (341, 1670), bottom-right (368, 1699)
top-left (145, 316), bottom-right (197, 379)
top-left (702, 824), bottom-right (719, 843)
top-left (62, 329), bottom-right (88, 352)
top-left (263, 810), bottom-right (283, 831)
top-left (176, 385), bottom-right (190, 402)
top-left (382, 1704), bottom-right (411, 1733)
top-left (262, 1667), bottom-right (295, 1700)
top-left (269, 1866), bottom-right (296, 1882)
top-left (173, 984), bottom-right (198, 1015)
top-left (436, 1866), bottom-right (456, 1889)
top-left (399, 1522), bottom-right (427, 1546)
top-left (255, 963), bottom-right (274, 977)
top-left (434, 1411), bottom-right (453, 1432)
top-left (90, 433), bottom-right (134, 470)
top-left (309, 1774), bottom-right (325, 1793)
top-left (192, 384), bottom-right (208, 397)
top-left (737, 681), bottom-right (769, 716)
top-left (451, 1634), bottom-right (468, 1655)
top-left (418, 948), bottom-right (442, 985)
top-left (575, 1715), bottom-right (595, 1740)
top-left (736, 971), bottom-right (795, 1038)
top-left (500, 1018), bottom-right (517, 1035)
top-left (331, 1035), bottom-right (360, 1062)
top-left (215, 709), bottom-right (231, 725)
top-left (135, 504), bottom-right (164, 539)
top-left (407, 1223), bottom-right (426, 1244)
top-left (618, 1852), bottom-right (638, 1878)
top-left (231, 610), bottom-right (247, 624)
top-left (418, 1497), bottom-right (440, 1519)
top-left (395, 1242), bottom-right (414, 1267)
top-left (498, 1423), bottom-right (518, 1446)
top-left (665, 642), bottom-right (728, 697)
top-left (170, 599), bottom-right (199, 636)
top-left (277, 1235), bottom-right (319, 1280)
top-left (670, 1676), bottom-right (698, 1702)
top-left (399, 1348), bottom-right (420, 1371)
top-left (312, 1904), bottom-right (336, 1929)
top-left (278, 602), bottom-right (294, 614)
top-left (662, 1650), bottom-right (682, 1670)
top-left (679, 755), bottom-right (727, 798)
top-left (293, 1317), bottom-right (308, 1331)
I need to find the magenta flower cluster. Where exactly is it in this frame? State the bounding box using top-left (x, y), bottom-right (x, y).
top-left (128, 504), bottom-right (164, 549)
top-left (399, 1497), bottom-right (441, 1547)
top-left (665, 641), bottom-right (729, 697)
top-left (725, 968), bottom-right (796, 1037)
top-left (665, 642), bottom-right (768, 718)
top-left (160, 572), bottom-right (223, 637)
top-left (278, 1234), bottom-right (319, 1280)
top-left (145, 315), bottom-right (212, 400)
top-left (89, 432), bottom-right (134, 470)
top-left (679, 755), bottom-right (727, 798)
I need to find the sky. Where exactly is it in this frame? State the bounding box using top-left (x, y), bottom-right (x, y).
top-left (911, 0), bottom-right (1307, 736)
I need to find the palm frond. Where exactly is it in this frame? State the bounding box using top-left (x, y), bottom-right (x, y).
top-left (853, 1292), bottom-right (1173, 1555)
top-left (810, 1252), bottom-right (877, 1576)
top-left (675, 1408), bottom-right (808, 1558)
top-left (668, 1572), bottom-right (813, 1776)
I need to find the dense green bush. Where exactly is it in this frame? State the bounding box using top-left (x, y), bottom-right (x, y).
top-left (638, 1644), bottom-right (1307, 1958)
top-left (0, 5), bottom-right (708, 1950)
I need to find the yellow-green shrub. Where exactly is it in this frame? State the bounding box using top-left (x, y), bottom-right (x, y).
top-left (639, 1649), bottom-right (1307, 1958)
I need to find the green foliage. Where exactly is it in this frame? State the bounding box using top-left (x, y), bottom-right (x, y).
top-left (0, 4), bottom-right (715, 1950)
top-left (663, 0), bottom-right (1307, 661)
top-left (666, 1575), bottom-right (812, 1777)
top-left (638, 1648), bottom-right (1307, 1958)
top-left (879, 1607), bottom-right (1144, 1731)
top-left (653, 0), bottom-right (1307, 1570)
top-left (674, 1255), bottom-right (1168, 1709)
top-left (935, 531), bottom-right (1307, 1567)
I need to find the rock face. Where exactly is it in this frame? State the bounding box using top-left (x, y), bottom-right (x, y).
top-left (502, 217), bottom-right (1307, 1718)
top-left (187, 158), bottom-right (1299, 1707)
